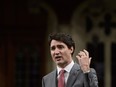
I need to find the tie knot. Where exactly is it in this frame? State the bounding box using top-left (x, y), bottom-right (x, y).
top-left (59, 69), bottom-right (65, 75)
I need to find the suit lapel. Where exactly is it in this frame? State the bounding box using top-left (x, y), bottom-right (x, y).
top-left (51, 69), bottom-right (57, 87)
top-left (66, 63), bottom-right (80, 87)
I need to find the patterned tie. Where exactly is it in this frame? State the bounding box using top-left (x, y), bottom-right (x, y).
top-left (58, 69), bottom-right (65, 87)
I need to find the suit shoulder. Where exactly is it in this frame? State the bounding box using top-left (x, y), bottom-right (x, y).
top-left (43, 69), bottom-right (56, 79)
top-left (90, 68), bottom-right (97, 73)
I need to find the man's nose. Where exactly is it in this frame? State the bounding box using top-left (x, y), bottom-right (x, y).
top-left (54, 48), bottom-right (60, 54)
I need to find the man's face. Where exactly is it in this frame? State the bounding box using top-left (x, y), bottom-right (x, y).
top-left (50, 40), bottom-right (73, 68)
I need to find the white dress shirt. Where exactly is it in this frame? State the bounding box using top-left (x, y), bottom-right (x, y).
top-left (57, 61), bottom-right (74, 84)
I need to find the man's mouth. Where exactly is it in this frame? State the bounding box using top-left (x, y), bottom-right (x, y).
top-left (55, 56), bottom-right (62, 61)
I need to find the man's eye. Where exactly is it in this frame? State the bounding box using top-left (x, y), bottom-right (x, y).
top-left (51, 47), bottom-right (55, 50)
top-left (58, 45), bottom-right (64, 49)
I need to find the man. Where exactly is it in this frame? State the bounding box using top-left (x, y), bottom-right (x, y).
top-left (42, 33), bottom-right (98, 87)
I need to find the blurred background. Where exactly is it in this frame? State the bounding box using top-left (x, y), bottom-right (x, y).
top-left (0, 0), bottom-right (116, 87)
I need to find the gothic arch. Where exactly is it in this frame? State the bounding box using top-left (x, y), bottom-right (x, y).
top-left (71, 1), bottom-right (116, 87)
top-left (37, 2), bottom-right (61, 72)
top-left (38, 2), bottom-right (58, 33)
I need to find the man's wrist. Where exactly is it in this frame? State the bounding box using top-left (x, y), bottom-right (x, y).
top-left (83, 69), bottom-right (90, 73)
top-left (81, 65), bottom-right (90, 73)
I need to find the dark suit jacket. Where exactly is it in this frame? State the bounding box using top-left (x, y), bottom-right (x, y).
top-left (42, 63), bottom-right (98, 87)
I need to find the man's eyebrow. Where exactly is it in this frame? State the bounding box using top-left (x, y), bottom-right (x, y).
top-left (57, 44), bottom-right (64, 46)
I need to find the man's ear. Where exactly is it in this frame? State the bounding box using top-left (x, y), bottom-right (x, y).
top-left (70, 46), bottom-right (74, 53)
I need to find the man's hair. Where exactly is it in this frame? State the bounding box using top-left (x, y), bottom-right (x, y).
top-left (48, 33), bottom-right (75, 55)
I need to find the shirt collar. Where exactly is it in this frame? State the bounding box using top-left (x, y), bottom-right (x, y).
top-left (57, 61), bottom-right (74, 75)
